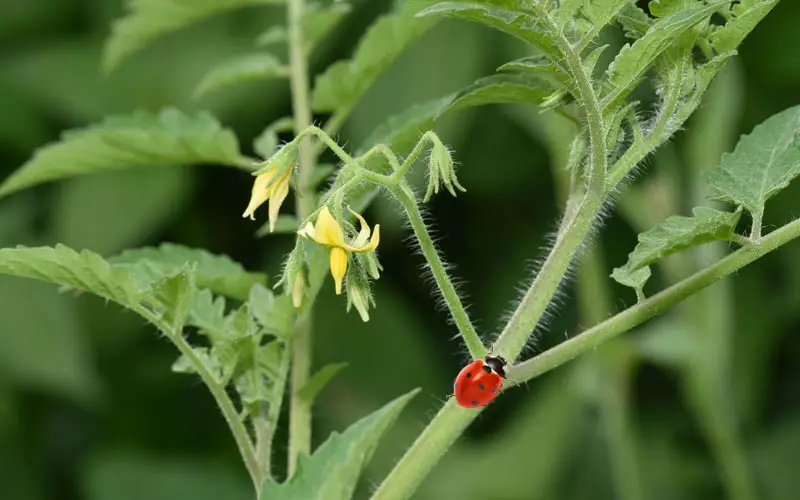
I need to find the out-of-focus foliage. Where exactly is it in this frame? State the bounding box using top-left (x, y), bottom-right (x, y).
top-left (1, 1), bottom-right (799, 499)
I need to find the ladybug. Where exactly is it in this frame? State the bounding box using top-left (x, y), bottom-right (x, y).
top-left (453, 354), bottom-right (508, 408)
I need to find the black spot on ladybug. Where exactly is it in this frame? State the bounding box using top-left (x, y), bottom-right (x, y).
top-left (466, 372), bottom-right (472, 378)
top-left (478, 384), bottom-right (485, 390)
top-left (492, 387), bottom-right (497, 393)
top-left (472, 401), bottom-right (479, 406)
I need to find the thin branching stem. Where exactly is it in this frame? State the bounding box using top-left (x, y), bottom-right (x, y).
top-left (140, 312), bottom-right (261, 490)
top-left (509, 215), bottom-right (800, 382)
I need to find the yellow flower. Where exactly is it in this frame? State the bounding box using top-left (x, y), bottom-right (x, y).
top-left (298, 206), bottom-right (380, 295)
top-left (242, 164), bottom-right (292, 232)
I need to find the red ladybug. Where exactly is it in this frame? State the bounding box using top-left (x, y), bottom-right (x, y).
top-left (453, 354), bottom-right (507, 408)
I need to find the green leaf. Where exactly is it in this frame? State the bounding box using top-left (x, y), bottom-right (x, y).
top-left (0, 245), bottom-right (143, 310)
top-left (311, 0), bottom-right (438, 113)
top-left (256, 26), bottom-right (288, 47)
top-left (710, 0), bottom-right (779, 53)
top-left (108, 243), bottom-right (266, 301)
top-left (104, 0), bottom-right (285, 71)
top-left (253, 117), bottom-right (294, 160)
top-left (0, 109), bottom-right (252, 199)
top-left (296, 363), bottom-right (348, 402)
top-left (304, 2), bottom-right (352, 51)
top-left (248, 284), bottom-right (295, 338)
top-left (603, 2), bottom-right (724, 107)
top-left (259, 389), bottom-right (418, 500)
top-left (610, 265), bottom-right (651, 291)
top-left (151, 268), bottom-right (195, 331)
top-left (580, 0), bottom-right (629, 30)
top-left (417, 2), bottom-right (558, 57)
top-left (188, 289), bottom-right (230, 342)
top-left (615, 3), bottom-right (652, 39)
top-left (359, 73), bottom-right (554, 153)
top-left (615, 207), bottom-right (742, 274)
top-left (649, 0), bottom-right (701, 18)
top-left (193, 53), bottom-right (288, 98)
top-left (705, 105), bottom-right (800, 219)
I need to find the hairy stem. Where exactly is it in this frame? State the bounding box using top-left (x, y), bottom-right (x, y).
top-left (509, 215), bottom-right (800, 382)
top-left (287, 0), bottom-right (316, 477)
top-left (143, 314), bottom-right (260, 490)
top-left (388, 184), bottom-right (485, 359)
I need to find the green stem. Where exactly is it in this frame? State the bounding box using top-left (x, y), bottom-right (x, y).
top-left (369, 400), bottom-right (481, 500)
top-left (142, 313), bottom-right (260, 490)
top-left (388, 184), bottom-right (485, 359)
top-left (491, 7), bottom-right (607, 360)
top-left (287, 0), bottom-right (316, 477)
top-left (509, 215), bottom-right (800, 383)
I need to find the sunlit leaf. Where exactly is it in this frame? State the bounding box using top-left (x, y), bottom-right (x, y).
top-left (710, 0), bottom-right (779, 53)
top-left (311, 0), bottom-right (438, 113)
top-left (705, 105), bottom-right (800, 219)
top-left (259, 389), bottom-right (418, 500)
top-left (104, 0), bottom-right (285, 71)
top-left (0, 109), bottom-right (252, 198)
top-left (610, 265), bottom-right (651, 291)
top-left (109, 243), bottom-right (266, 301)
top-left (0, 245), bottom-right (143, 309)
top-left (417, 2), bottom-right (558, 58)
top-left (613, 206), bottom-right (742, 278)
top-left (603, 2), bottom-right (724, 106)
top-left (193, 53), bottom-right (288, 98)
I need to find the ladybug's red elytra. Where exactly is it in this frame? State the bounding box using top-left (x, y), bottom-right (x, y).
top-left (453, 354), bottom-right (507, 408)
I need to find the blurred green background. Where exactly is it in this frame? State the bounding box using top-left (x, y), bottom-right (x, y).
top-left (1, 1), bottom-right (800, 499)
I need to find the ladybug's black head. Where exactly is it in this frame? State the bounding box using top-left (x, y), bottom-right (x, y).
top-left (483, 354), bottom-right (508, 378)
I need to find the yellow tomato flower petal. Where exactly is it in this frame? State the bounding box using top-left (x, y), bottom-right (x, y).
top-left (313, 206), bottom-right (347, 248)
top-left (329, 247), bottom-right (348, 295)
top-left (242, 170), bottom-right (273, 221)
top-left (267, 169), bottom-right (291, 232)
top-left (349, 207), bottom-right (372, 248)
top-left (242, 165), bottom-right (292, 231)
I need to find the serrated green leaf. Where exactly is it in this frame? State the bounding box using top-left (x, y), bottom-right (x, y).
top-left (104, 0), bottom-right (285, 71)
top-left (553, 0), bottom-right (583, 27)
top-left (312, 1), bottom-right (438, 113)
top-left (109, 243), bottom-right (266, 300)
top-left (649, 0), bottom-right (700, 18)
top-left (235, 339), bottom-right (284, 404)
top-left (618, 207), bottom-right (742, 273)
top-left (0, 244), bottom-right (143, 309)
top-left (188, 289), bottom-right (229, 342)
top-left (497, 56), bottom-right (570, 88)
top-left (603, 2), bottom-right (724, 107)
top-left (705, 105), bottom-right (800, 219)
top-left (152, 268), bottom-right (195, 331)
top-left (615, 3), bottom-right (652, 39)
top-left (0, 109), bottom-right (252, 199)
top-left (296, 363), bottom-right (348, 402)
top-left (193, 53), bottom-right (288, 98)
top-left (250, 288), bottom-right (295, 338)
top-left (259, 389), bottom-right (418, 500)
top-left (417, 2), bottom-right (558, 57)
top-left (610, 265), bottom-right (651, 290)
top-left (710, 0), bottom-right (778, 53)
top-left (580, 0), bottom-right (629, 33)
